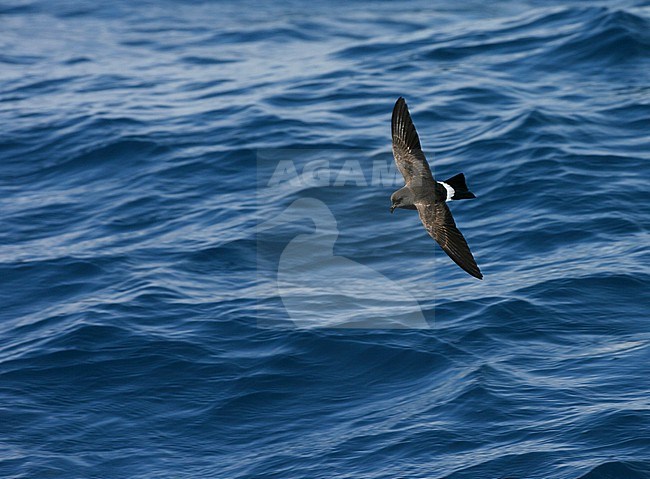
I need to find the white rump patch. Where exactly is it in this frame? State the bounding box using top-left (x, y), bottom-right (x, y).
top-left (438, 181), bottom-right (455, 201)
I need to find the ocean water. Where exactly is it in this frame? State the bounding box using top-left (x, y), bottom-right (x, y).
top-left (2, 0), bottom-right (650, 477)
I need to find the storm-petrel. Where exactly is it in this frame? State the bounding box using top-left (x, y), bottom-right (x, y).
top-left (390, 97), bottom-right (483, 280)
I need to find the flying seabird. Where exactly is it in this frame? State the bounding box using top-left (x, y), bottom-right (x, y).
top-left (390, 97), bottom-right (483, 280)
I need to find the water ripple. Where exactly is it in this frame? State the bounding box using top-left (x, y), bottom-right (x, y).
top-left (1, 1), bottom-right (649, 478)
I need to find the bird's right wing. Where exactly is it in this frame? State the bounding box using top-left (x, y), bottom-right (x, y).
top-left (415, 200), bottom-right (483, 280)
top-left (392, 97), bottom-right (435, 188)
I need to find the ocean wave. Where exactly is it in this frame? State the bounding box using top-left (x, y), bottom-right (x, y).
top-left (1, 0), bottom-right (650, 478)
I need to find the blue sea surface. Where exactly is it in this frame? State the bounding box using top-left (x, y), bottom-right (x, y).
top-left (1, 0), bottom-right (650, 477)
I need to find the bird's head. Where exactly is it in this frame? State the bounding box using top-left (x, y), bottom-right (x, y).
top-left (390, 187), bottom-right (413, 213)
top-left (390, 193), bottom-right (401, 213)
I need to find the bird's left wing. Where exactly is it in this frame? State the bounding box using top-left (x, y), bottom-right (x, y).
top-left (415, 200), bottom-right (483, 280)
top-left (392, 97), bottom-right (435, 188)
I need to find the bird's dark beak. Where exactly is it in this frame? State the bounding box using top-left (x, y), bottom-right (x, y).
top-left (390, 205), bottom-right (395, 214)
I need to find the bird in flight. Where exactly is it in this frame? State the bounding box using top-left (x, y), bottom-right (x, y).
top-left (390, 97), bottom-right (483, 280)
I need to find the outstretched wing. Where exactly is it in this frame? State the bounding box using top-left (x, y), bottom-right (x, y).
top-left (392, 97), bottom-right (435, 188)
top-left (415, 200), bottom-right (483, 279)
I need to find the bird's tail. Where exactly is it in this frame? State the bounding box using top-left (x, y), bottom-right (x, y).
top-left (443, 173), bottom-right (476, 200)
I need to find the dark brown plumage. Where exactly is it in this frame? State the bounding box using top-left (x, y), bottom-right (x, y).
top-left (391, 97), bottom-right (483, 280)
top-left (391, 96), bottom-right (433, 189)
